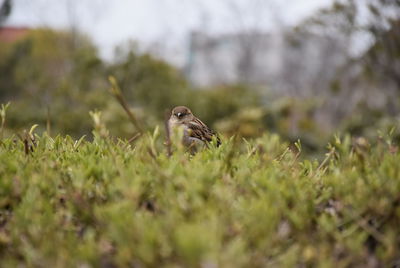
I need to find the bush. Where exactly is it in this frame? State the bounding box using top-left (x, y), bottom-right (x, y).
top-left (0, 123), bottom-right (399, 266)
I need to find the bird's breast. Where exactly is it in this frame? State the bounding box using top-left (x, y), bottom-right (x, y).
top-left (168, 121), bottom-right (205, 148)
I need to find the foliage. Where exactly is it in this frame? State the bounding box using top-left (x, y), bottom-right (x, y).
top-left (295, 0), bottom-right (400, 139)
top-left (0, 119), bottom-right (399, 266)
top-left (189, 84), bottom-right (262, 127)
top-left (1, 4), bottom-right (399, 265)
top-left (0, 28), bottom-right (107, 137)
top-left (0, 29), bottom-right (265, 143)
top-left (109, 50), bottom-right (190, 117)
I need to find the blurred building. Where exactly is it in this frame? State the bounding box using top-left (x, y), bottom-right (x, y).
top-left (184, 31), bottom-right (283, 87)
top-left (0, 26), bottom-right (29, 43)
top-left (184, 30), bottom-right (347, 96)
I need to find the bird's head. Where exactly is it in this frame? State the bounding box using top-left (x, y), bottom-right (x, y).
top-left (170, 106), bottom-right (194, 123)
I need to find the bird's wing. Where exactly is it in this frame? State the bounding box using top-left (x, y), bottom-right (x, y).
top-left (186, 118), bottom-right (221, 146)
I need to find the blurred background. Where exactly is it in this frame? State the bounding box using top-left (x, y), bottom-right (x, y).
top-left (0, 0), bottom-right (399, 153)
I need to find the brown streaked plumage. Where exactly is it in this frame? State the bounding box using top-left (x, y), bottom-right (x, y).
top-left (168, 106), bottom-right (221, 150)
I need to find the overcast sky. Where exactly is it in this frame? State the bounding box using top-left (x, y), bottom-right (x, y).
top-left (6, 0), bottom-right (333, 62)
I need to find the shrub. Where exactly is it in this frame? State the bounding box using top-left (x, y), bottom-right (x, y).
top-left (0, 122), bottom-right (398, 266)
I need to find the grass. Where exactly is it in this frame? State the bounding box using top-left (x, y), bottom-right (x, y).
top-left (0, 124), bottom-right (399, 267)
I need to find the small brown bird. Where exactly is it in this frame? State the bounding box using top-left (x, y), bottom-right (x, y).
top-left (168, 106), bottom-right (221, 150)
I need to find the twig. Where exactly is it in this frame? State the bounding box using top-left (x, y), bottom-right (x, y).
top-left (108, 76), bottom-right (144, 134)
top-left (17, 132), bottom-right (31, 156)
top-left (357, 218), bottom-right (387, 249)
top-left (46, 106), bottom-right (51, 136)
top-left (0, 102), bottom-right (11, 139)
top-left (275, 147), bottom-right (290, 162)
top-left (16, 125), bottom-right (39, 156)
top-left (164, 109), bottom-right (172, 157)
top-left (128, 133), bottom-right (141, 144)
top-left (316, 147), bottom-right (336, 173)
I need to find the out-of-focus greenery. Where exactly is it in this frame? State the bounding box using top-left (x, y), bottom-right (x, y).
top-left (1, 18), bottom-right (400, 154)
top-left (296, 1), bottom-right (400, 147)
top-left (109, 49), bottom-right (189, 116)
top-left (0, 28), bottom-right (107, 136)
top-left (0, 29), bottom-right (266, 142)
top-left (0, 120), bottom-right (399, 266)
top-left (0, 1), bottom-right (399, 266)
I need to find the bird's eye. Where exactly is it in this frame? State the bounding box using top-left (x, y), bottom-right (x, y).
top-left (176, 112), bottom-right (185, 118)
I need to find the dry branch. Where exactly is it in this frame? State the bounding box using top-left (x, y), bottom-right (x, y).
top-left (108, 76), bottom-right (144, 134)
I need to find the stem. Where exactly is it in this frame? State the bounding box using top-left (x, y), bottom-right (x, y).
top-left (108, 76), bottom-right (144, 134)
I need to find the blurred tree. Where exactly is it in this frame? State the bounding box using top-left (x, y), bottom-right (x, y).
top-left (109, 46), bottom-right (190, 117)
top-left (189, 84), bottom-right (262, 127)
top-left (0, 0), bottom-right (12, 26)
top-left (0, 28), bottom-right (107, 136)
top-left (297, 0), bottom-right (400, 139)
top-left (365, 18), bottom-right (400, 94)
top-left (0, 26), bottom-right (266, 139)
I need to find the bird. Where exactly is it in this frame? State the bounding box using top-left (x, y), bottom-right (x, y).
top-left (168, 106), bottom-right (221, 152)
